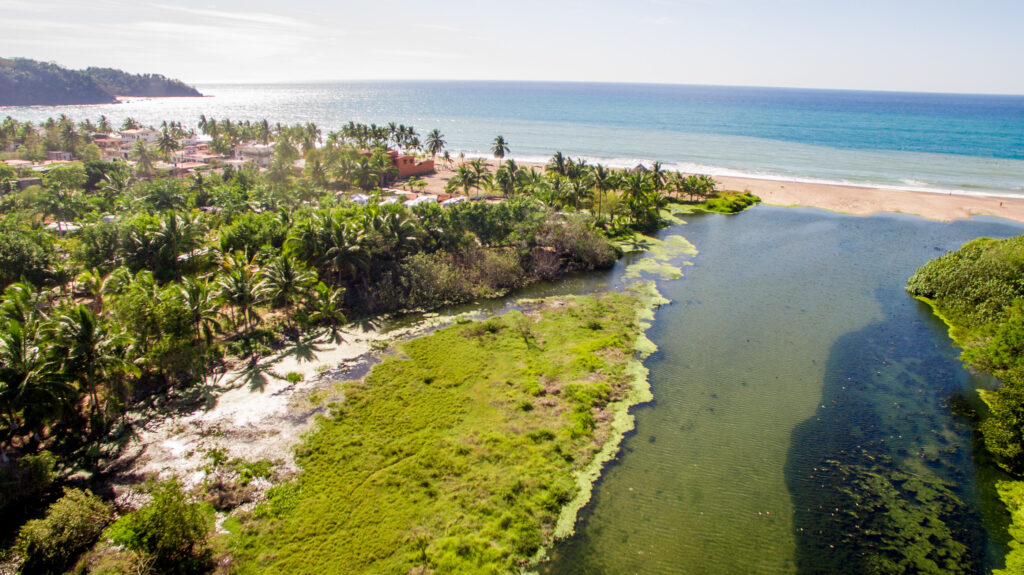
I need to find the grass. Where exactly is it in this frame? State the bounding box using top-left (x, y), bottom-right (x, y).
top-left (230, 293), bottom-right (649, 574)
top-left (698, 191), bottom-right (762, 214)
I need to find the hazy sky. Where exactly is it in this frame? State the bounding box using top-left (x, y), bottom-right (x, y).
top-left (3, 0), bottom-right (1023, 94)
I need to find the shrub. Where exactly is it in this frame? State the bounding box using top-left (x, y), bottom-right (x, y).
top-left (701, 191), bottom-right (761, 214)
top-left (108, 479), bottom-right (211, 574)
top-left (0, 227), bottom-right (55, 289)
top-left (16, 488), bottom-right (113, 575)
top-left (0, 451), bottom-right (57, 516)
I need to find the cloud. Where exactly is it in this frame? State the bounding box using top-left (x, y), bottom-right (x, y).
top-left (415, 23), bottom-right (465, 33)
top-left (374, 49), bottom-right (469, 60)
top-left (150, 3), bottom-right (318, 30)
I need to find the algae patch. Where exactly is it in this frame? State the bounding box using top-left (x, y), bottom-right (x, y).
top-left (553, 280), bottom-right (667, 540)
top-left (623, 234), bottom-right (698, 281)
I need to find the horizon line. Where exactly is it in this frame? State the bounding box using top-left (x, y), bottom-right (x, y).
top-left (186, 77), bottom-right (1024, 99)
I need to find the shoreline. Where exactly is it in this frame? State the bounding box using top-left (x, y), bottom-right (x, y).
top-left (418, 156), bottom-right (1024, 224)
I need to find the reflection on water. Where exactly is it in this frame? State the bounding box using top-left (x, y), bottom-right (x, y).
top-left (541, 207), bottom-right (1024, 574)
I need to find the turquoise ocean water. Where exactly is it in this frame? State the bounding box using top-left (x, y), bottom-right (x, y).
top-left (3, 81), bottom-right (1023, 196)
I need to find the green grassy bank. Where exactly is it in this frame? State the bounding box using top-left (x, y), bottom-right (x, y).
top-left (229, 291), bottom-right (656, 574)
top-left (907, 235), bottom-right (1024, 574)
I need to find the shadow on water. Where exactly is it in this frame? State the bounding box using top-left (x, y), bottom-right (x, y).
top-left (785, 286), bottom-right (989, 574)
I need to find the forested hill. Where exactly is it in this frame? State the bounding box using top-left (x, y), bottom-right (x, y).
top-left (0, 58), bottom-right (202, 106)
top-left (84, 67), bottom-right (202, 98)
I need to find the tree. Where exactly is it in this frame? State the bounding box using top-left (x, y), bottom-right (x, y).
top-left (110, 479), bottom-right (211, 571)
top-left (156, 129), bottom-right (179, 160)
top-left (491, 135), bottom-right (510, 164)
top-left (469, 159), bottom-right (491, 195)
top-left (217, 255), bottom-right (263, 334)
top-left (425, 129), bottom-right (446, 160)
top-left (132, 140), bottom-right (156, 177)
top-left (493, 160), bottom-right (519, 197)
top-left (446, 164), bottom-right (476, 198)
top-left (586, 164), bottom-right (618, 221)
top-left (16, 488), bottom-right (113, 575)
top-left (176, 277), bottom-right (222, 346)
top-left (50, 305), bottom-right (138, 427)
top-left (0, 318), bottom-right (71, 452)
top-left (259, 254), bottom-right (317, 316)
top-left (547, 151), bottom-right (570, 177)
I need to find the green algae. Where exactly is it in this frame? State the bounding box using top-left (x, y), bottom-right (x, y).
top-left (995, 480), bottom-right (1024, 575)
top-left (801, 454), bottom-right (980, 574)
top-left (552, 281), bottom-right (666, 540)
top-left (622, 234), bottom-right (698, 281)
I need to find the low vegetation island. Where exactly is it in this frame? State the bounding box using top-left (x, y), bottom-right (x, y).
top-left (0, 58), bottom-right (202, 106)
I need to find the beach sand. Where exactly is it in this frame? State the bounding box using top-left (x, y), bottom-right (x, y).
top-left (414, 158), bottom-right (1024, 224)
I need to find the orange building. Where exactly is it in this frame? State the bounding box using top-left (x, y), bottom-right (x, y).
top-left (363, 150), bottom-right (435, 178)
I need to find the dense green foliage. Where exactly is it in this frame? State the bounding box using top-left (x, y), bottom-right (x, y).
top-left (0, 58), bottom-right (200, 106)
top-left (232, 294), bottom-right (644, 574)
top-left (16, 488), bottom-right (113, 575)
top-left (0, 58), bottom-right (115, 106)
top-left (698, 190), bottom-right (762, 214)
top-left (907, 235), bottom-right (1024, 472)
top-left (907, 234), bottom-right (1024, 573)
top-left (108, 479), bottom-right (212, 573)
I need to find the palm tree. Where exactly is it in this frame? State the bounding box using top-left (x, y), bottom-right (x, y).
top-left (217, 257), bottom-right (263, 334)
top-left (132, 140), bottom-right (156, 177)
top-left (97, 115), bottom-right (112, 134)
top-left (587, 164), bottom-right (618, 221)
top-left (259, 254), bottom-right (317, 315)
top-left (50, 305), bottom-right (138, 426)
top-left (469, 159), bottom-right (491, 195)
top-left (446, 164), bottom-right (475, 197)
top-left (0, 318), bottom-right (72, 453)
top-left (425, 129), bottom-right (446, 160)
top-left (156, 129), bottom-right (179, 160)
top-left (547, 151), bottom-right (570, 177)
top-left (176, 277), bottom-right (222, 346)
top-left (304, 282), bottom-right (346, 332)
top-left (325, 222), bottom-right (369, 286)
top-left (493, 160), bottom-right (519, 197)
top-left (491, 135), bottom-right (510, 164)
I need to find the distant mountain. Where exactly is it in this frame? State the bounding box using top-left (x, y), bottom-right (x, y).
top-left (0, 58), bottom-right (202, 106)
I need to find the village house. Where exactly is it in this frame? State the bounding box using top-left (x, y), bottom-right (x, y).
top-left (360, 150), bottom-right (435, 178)
top-left (234, 143), bottom-right (275, 167)
top-left (118, 128), bottom-right (159, 144)
top-left (45, 150), bottom-right (73, 162)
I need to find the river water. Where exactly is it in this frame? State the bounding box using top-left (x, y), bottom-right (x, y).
top-left (522, 206), bottom-right (1024, 574)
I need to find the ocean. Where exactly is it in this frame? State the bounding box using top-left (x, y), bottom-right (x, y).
top-left (3, 81), bottom-right (1023, 196)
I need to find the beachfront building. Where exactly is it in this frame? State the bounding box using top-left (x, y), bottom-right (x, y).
top-left (360, 150), bottom-right (435, 178)
top-left (119, 128), bottom-right (159, 144)
top-left (235, 143), bottom-right (275, 167)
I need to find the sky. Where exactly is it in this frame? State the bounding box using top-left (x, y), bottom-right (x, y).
top-left (2, 0), bottom-right (1023, 94)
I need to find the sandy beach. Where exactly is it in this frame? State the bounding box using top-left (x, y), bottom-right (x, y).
top-left (415, 158), bottom-right (1024, 224)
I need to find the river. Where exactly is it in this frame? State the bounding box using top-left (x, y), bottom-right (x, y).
top-left (527, 206), bottom-right (1024, 573)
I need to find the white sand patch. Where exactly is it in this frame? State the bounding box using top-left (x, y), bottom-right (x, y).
top-left (115, 312), bottom-right (481, 490)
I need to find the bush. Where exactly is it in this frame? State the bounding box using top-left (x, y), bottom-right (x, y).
top-left (0, 451), bottom-right (57, 517)
top-left (533, 219), bottom-right (617, 272)
top-left (0, 227), bottom-right (55, 289)
top-left (16, 488), bottom-right (113, 575)
top-left (700, 191), bottom-right (761, 214)
top-left (108, 479), bottom-right (211, 574)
